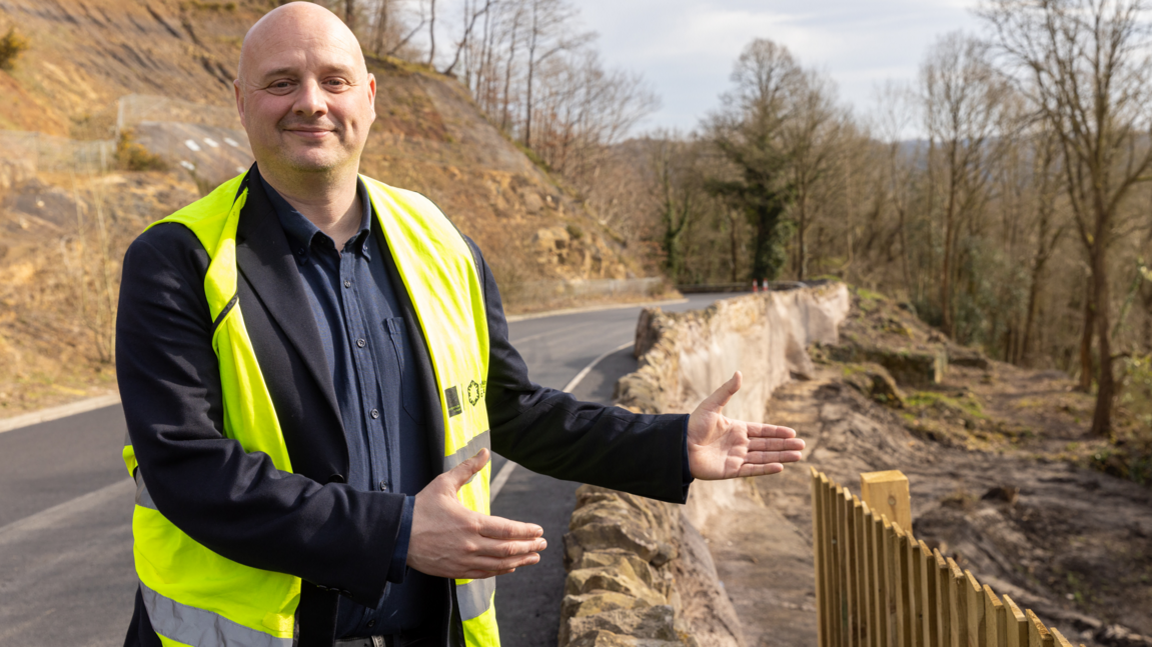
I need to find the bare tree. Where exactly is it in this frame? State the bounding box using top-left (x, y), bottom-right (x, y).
top-left (780, 68), bottom-right (843, 280)
top-left (522, 0), bottom-right (591, 147)
top-left (981, 0), bottom-right (1152, 434)
top-left (921, 31), bottom-right (1008, 337)
top-left (442, 0), bottom-right (494, 77)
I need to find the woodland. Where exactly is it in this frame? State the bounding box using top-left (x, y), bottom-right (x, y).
top-left (329, 0), bottom-right (1152, 442)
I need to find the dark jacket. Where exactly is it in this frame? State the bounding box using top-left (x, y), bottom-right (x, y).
top-left (116, 167), bottom-right (689, 647)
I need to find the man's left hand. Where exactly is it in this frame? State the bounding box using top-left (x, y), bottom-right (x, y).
top-left (687, 371), bottom-right (806, 480)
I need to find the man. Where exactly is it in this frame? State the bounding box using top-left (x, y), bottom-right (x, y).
top-left (115, 4), bottom-right (805, 647)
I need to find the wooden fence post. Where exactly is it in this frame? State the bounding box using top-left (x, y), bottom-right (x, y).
top-left (948, 558), bottom-right (968, 647)
top-left (846, 490), bottom-right (859, 647)
top-left (853, 498), bottom-right (868, 647)
top-left (1026, 610), bottom-right (1053, 647)
top-left (861, 471), bottom-right (912, 534)
top-left (965, 571), bottom-right (985, 647)
top-left (813, 469), bottom-right (827, 647)
top-left (934, 550), bottom-right (952, 647)
top-left (983, 585), bottom-right (1005, 647)
top-left (1002, 595), bottom-right (1027, 647)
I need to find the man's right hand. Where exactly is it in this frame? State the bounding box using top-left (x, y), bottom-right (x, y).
top-left (407, 448), bottom-right (546, 579)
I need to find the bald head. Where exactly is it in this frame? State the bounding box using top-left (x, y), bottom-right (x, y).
top-left (233, 1), bottom-right (376, 192)
top-left (238, 2), bottom-right (366, 86)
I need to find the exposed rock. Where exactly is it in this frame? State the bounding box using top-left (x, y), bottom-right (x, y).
top-left (825, 343), bottom-right (945, 387)
top-left (567, 630), bottom-right (683, 647)
top-left (842, 363), bottom-right (904, 408)
top-left (1096, 625), bottom-right (1152, 647)
top-left (566, 605), bottom-right (679, 642)
top-left (562, 484), bottom-right (746, 647)
top-left (948, 345), bottom-right (992, 370)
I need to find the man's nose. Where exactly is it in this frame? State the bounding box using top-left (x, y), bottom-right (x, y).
top-left (293, 80), bottom-right (327, 117)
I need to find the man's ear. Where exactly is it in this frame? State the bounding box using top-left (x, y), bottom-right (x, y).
top-left (234, 79), bottom-right (246, 128)
top-left (366, 73), bottom-right (377, 122)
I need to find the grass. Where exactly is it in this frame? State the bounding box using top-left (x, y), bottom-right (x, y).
top-left (116, 129), bottom-right (168, 172)
top-left (0, 26), bottom-right (30, 71)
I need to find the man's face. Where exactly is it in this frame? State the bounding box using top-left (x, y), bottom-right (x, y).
top-left (235, 19), bottom-right (376, 177)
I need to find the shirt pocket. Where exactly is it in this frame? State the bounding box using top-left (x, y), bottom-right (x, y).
top-left (386, 317), bottom-right (425, 424)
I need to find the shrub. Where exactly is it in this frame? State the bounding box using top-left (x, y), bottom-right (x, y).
top-left (0, 27), bottom-right (29, 71)
top-left (116, 129), bottom-right (168, 172)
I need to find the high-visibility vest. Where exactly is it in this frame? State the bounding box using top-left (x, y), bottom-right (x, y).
top-left (121, 172), bottom-right (499, 647)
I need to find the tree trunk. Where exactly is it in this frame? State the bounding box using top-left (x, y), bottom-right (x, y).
top-left (1020, 260), bottom-right (1043, 366)
top-left (728, 211), bottom-right (739, 283)
top-left (796, 192), bottom-right (807, 280)
top-left (427, 0), bottom-right (436, 66)
top-left (1090, 245), bottom-right (1114, 436)
top-left (940, 147), bottom-right (959, 338)
top-left (1078, 274), bottom-right (1096, 392)
top-left (344, 0), bottom-right (355, 30)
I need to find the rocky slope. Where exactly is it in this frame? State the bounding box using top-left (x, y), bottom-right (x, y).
top-left (611, 286), bottom-right (1152, 646)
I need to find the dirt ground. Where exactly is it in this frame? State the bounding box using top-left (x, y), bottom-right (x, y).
top-left (700, 294), bottom-right (1152, 647)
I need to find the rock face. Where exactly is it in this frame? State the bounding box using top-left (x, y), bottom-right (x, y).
top-left (561, 283), bottom-right (853, 647)
top-left (561, 486), bottom-right (746, 647)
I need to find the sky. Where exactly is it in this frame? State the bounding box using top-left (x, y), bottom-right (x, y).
top-left (575, 0), bottom-right (984, 136)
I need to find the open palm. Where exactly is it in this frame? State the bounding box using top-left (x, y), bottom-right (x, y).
top-left (687, 371), bottom-right (806, 480)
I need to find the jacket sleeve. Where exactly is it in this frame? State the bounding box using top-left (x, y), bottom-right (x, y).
top-left (468, 241), bottom-right (691, 504)
top-left (116, 223), bottom-right (402, 608)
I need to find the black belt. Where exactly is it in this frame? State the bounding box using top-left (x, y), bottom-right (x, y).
top-left (333, 623), bottom-right (436, 647)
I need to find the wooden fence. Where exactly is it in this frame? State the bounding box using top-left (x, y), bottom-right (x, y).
top-left (811, 467), bottom-right (1083, 647)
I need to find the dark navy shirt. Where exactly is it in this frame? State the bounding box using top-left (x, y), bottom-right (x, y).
top-left (260, 177), bottom-right (437, 637)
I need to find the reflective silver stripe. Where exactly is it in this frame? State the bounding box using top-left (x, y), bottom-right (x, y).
top-left (140, 581), bottom-right (292, 647)
top-left (456, 578), bottom-right (495, 621)
top-left (134, 472), bottom-right (158, 511)
top-left (443, 430), bottom-right (491, 472)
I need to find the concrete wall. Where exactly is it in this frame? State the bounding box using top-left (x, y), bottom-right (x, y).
top-left (619, 282), bottom-right (850, 421)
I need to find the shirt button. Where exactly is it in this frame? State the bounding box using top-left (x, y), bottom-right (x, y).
top-left (367, 620), bottom-right (376, 629)
top-left (343, 279), bottom-right (352, 288)
top-left (378, 480), bottom-right (388, 492)
top-left (356, 338), bottom-right (366, 348)
top-left (370, 408), bottom-right (380, 419)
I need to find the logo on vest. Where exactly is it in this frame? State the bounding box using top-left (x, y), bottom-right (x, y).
top-left (467, 380), bottom-right (487, 406)
top-left (445, 386), bottom-right (463, 417)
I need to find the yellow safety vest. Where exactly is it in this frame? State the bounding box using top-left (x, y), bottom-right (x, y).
top-left (122, 172), bottom-right (500, 647)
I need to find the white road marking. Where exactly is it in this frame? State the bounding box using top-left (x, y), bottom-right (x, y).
top-left (0, 478), bottom-right (132, 543)
top-left (489, 340), bottom-right (634, 502)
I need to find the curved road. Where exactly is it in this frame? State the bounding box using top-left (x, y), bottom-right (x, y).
top-left (0, 293), bottom-right (725, 646)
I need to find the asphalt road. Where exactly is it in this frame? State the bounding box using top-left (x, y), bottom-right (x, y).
top-left (0, 293), bottom-right (725, 647)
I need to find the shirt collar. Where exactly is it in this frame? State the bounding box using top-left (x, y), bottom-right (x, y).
top-left (259, 175), bottom-right (374, 257)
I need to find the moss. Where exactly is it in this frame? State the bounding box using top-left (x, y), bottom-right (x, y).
top-left (905, 390), bottom-right (985, 419)
top-left (855, 286), bottom-right (888, 302)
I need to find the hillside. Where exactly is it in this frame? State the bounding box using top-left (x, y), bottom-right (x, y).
top-left (0, 0), bottom-right (661, 415)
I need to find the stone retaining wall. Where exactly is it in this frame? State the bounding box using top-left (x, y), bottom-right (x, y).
top-left (558, 283), bottom-right (851, 646)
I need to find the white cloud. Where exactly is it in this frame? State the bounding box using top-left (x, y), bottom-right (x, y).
top-left (576, 0), bottom-right (983, 134)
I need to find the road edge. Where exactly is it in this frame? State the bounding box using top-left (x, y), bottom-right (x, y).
top-left (0, 393), bottom-right (122, 435)
top-left (505, 297), bottom-right (687, 323)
